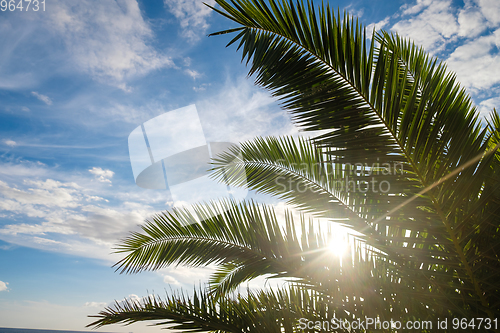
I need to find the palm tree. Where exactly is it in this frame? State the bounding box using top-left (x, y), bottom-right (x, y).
top-left (88, 0), bottom-right (500, 331)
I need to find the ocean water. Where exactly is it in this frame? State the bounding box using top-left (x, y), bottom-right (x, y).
top-left (0, 329), bottom-right (116, 333)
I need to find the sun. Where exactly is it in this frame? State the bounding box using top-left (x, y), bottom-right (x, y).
top-left (328, 237), bottom-right (348, 257)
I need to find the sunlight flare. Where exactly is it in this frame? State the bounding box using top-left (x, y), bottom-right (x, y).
top-left (328, 237), bottom-right (348, 257)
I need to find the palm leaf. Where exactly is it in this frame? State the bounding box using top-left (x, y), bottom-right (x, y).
top-left (90, 1), bottom-right (500, 329)
top-left (208, 0), bottom-right (500, 318)
top-left (87, 287), bottom-right (304, 332)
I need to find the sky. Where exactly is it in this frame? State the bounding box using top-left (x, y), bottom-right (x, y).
top-left (0, 0), bottom-right (499, 331)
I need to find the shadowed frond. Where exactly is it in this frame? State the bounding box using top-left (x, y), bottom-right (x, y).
top-left (90, 0), bottom-right (500, 330)
top-left (88, 288), bottom-right (305, 332)
top-left (207, 0), bottom-right (500, 318)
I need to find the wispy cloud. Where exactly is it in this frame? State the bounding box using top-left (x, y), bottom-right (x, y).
top-left (47, 0), bottom-right (173, 89)
top-left (2, 139), bottom-right (17, 147)
top-left (193, 83), bottom-right (210, 92)
top-left (400, 0), bottom-right (433, 16)
top-left (31, 91), bottom-right (52, 105)
top-left (0, 162), bottom-right (158, 260)
top-left (84, 301), bottom-right (108, 308)
top-left (196, 76), bottom-right (296, 143)
top-left (0, 177), bottom-right (144, 237)
top-left (185, 69), bottom-right (201, 79)
top-left (165, 0), bottom-right (216, 42)
top-left (366, 17), bottom-right (390, 35)
top-left (0, 160), bottom-right (48, 179)
top-left (1, 142), bottom-right (114, 149)
top-left (0, 73), bottom-right (37, 90)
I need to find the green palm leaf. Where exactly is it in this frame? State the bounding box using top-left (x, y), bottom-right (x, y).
top-left (114, 200), bottom-right (356, 296)
top-left (207, 0), bottom-right (500, 318)
top-left (89, 0), bottom-right (500, 330)
top-left (111, 199), bottom-right (465, 320)
top-left (87, 287), bottom-right (307, 332)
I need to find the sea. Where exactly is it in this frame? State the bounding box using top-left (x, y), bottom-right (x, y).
top-left (0, 329), bottom-right (119, 333)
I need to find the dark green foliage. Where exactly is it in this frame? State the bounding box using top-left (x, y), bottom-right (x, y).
top-left (89, 0), bottom-right (500, 331)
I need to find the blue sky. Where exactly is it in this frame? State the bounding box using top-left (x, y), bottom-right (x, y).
top-left (0, 0), bottom-right (499, 331)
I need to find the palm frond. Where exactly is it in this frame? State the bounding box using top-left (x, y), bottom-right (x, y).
top-left (87, 288), bottom-right (295, 332)
top-left (208, 0), bottom-right (499, 317)
top-left (90, 1), bottom-right (500, 329)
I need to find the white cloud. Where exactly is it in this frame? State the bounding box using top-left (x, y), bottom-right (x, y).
top-left (185, 69), bottom-right (201, 79)
top-left (366, 17), bottom-right (390, 34)
top-left (88, 101), bottom-right (171, 125)
top-left (392, 0), bottom-right (459, 53)
top-left (457, 5), bottom-right (486, 37)
top-left (31, 91), bottom-right (53, 105)
top-left (127, 294), bottom-right (141, 303)
top-left (346, 6), bottom-right (364, 18)
top-left (157, 266), bottom-right (215, 287)
top-left (0, 164), bottom-right (157, 260)
top-left (0, 281), bottom-right (8, 292)
top-left (165, 0), bottom-right (216, 42)
top-left (33, 237), bottom-right (65, 246)
top-left (94, 103), bottom-right (148, 125)
top-left (0, 179), bottom-right (81, 211)
top-left (0, 160), bottom-right (47, 178)
top-left (387, 0), bottom-right (500, 54)
top-left (401, 0), bottom-right (433, 15)
top-left (196, 76), bottom-right (296, 143)
top-left (0, 179), bottom-right (152, 241)
top-left (446, 28), bottom-right (500, 92)
top-left (478, 97), bottom-right (500, 118)
top-left (0, 223), bottom-right (74, 237)
top-left (163, 275), bottom-right (180, 285)
top-left (69, 203), bottom-right (153, 242)
top-left (193, 83), bottom-right (210, 91)
top-left (84, 301), bottom-right (108, 308)
top-left (2, 139), bottom-right (16, 147)
top-left (477, 0), bottom-right (500, 26)
top-left (89, 167), bottom-right (114, 183)
top-left (112, 294), bottom-right (143, 308)
top-left (368, 0), bottom-right (500, 104)
top-left (47, 0), bottom-right (173, 89)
